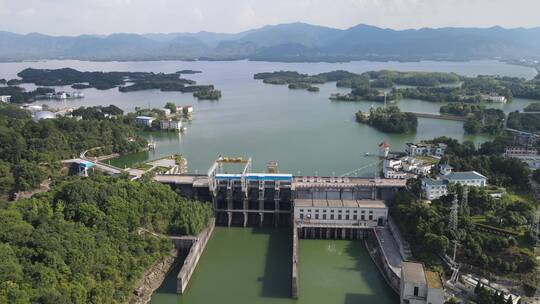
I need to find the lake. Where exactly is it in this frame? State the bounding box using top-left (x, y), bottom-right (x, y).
top-left (0, 59), bottom-right (536, 175)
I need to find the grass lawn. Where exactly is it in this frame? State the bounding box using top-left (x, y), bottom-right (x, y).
top-left (416, 155), bottom-right (440, 165)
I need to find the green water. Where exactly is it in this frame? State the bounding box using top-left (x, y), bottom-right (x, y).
top-left (150, 227), bottom-right (398, 304)
top-left (0, 59), bottom-right (535, 176)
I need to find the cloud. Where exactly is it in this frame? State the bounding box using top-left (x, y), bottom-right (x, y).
top-left (0, 0), bottom-right (537, 35)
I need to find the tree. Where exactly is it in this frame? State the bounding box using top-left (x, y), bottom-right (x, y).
top-left (0, 161), bottom-right (14, 196)
top-left (12, 160), bottom-right (45, 192)
top-left (164, 102), bottom-right (177, 113)
top-left (425, 233), bottom-right (450, 253)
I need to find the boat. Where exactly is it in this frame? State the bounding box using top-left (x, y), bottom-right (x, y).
top-left (365, 152), bottom-right (370, 156)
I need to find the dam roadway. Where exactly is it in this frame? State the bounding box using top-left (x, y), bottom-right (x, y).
top-left (154, 174), bottom-right (407, 189)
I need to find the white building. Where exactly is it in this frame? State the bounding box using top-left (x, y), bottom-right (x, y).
top-left (135, 116), bottom-right (155, 127)
top-left (0, 95), bottom-right (11, 103)
top-left (504, 146), bottom-right (540, 169)
top-left (400, 262), bottom-right (444, 304)
top-left (294, 199), bottom-right (388, 227)
top-left (160, 119), bottom-right (182, 131)
top-left (421, 171), bottom-right (487, 200)
top-left (406, 143), bottom-right (447, 158)
top-left (163, 108), bottom-right (172, 116)
top-left (383, 157), bottom-right (434, 179)
top-left (32, 111), bottom-right (56, 122)
top-left (482, 93), bottom-right (507, 103)
top-left (505, 146), bottom-right (538, 156)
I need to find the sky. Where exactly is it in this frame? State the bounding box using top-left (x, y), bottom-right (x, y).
top-left (0, 0), bottom-right (538, 36)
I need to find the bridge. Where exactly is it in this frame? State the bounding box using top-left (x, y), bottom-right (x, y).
top-left (405, 112), bottom-right (468, 121)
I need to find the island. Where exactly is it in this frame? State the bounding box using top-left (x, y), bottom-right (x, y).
top-left (177, 69), bottom-right (202, 74)
top-left (439, 103), bottom-right (505, 135)
top-left (255, 69), bottom-right (540, 106)
top-left (14, 68), bottom-right (222, 101)
top-left (71, 83), bottom-right (93, 90)
top-left (356, 105), bottom-right (418, 133)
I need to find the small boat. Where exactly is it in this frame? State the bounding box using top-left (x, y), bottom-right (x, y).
top-left (364, 152), bottom-right (370, 156)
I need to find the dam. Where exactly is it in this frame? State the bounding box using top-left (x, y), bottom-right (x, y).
top-left (65, 156), bottom-right (408, 303)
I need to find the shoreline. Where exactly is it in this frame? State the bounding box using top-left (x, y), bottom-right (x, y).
top-left (128, 249), bottom-right (179, 304)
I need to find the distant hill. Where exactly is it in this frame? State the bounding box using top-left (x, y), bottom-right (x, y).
top-left (1, 23), bottom-right (540, 62)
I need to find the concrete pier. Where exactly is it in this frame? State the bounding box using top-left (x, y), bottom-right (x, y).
top-left (177, 218), bottom-right (215, 294)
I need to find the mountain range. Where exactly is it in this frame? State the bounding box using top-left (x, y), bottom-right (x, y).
top-left (1, 22), bottom-right (540, 62)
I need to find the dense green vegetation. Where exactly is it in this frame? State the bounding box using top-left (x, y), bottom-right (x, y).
top-left (398, 86), bottom-right (481, 103)
top-left (193, 87), bottom-right (222, 100)
top-left (71, 83), bottom-right (93, 90)
top-left (287, 83), bottom-right (319, 91)
top-left (524, 102), bottom-right (540, 112)
top-left (0, 176), bottom-right (213, 304)
top-left (15, 68), bottom-right (221, 101)
top-left (254, 70), bottom-right (460, 95)
top-left (0, 86), bottom-right (55, 104)
top-left (176, 70), bottom-right (202, 74)
top-left (0, 104), bottom-right (147, 197)
top-left (71, 105), bottom-right (124, 120)
top-left (393, 137), bottom-right (537, 288)
top-left (507, 111), bottom-right (540, 132)
top-left (439, 104), bottom-right (505, 135)
top-left (253, 69), bottom-right (540, 115)
top-left (356, 105), bottom-right (417, 133)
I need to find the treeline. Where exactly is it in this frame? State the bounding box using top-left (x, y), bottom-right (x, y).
top-left (14, 68), bottom-right (221, 101)
top-left (0, 86), bottom-right (55, 104)
top-left (0, 104), bottom-right (147, 197)
top-left (254, 69), bottom-right (460, 94)
top-left (440, 104), bottom-right (505, 135)
top-left (254, 69), bottom-right (540, 106)
top-left (0, 176), bottom-right (213, 303)
top-left (398, 86), bottom-right (481, 103)
top-left (356, 105), bottom-right (417, 133)
top-left (507, 111), bottom-right (540, 132)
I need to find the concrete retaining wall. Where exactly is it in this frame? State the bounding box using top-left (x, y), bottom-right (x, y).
top-left (176, 218), bottom-right (215, 294)
top-left (365, 232), bottom-right (400, 294)
top-left (292, 221), bottom-right (299, 299)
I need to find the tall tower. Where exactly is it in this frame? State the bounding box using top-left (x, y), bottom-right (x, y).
top-left (533, 208), bottom-right (539, 243)
top-left (449, 195), bottom-right (459, 262)
top-left (461, 186), bottom-right (469, 216)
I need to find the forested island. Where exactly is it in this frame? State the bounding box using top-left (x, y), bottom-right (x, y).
top-left (254, 69), bottom-right (540, 104)
top-left (254, 70), bottom-right (461, 96)
top-left (439, 103), bottom-right (505, 135)
top-left (13, 68), bottom-right (221, 101)
top-left (393, 137), bottom-right (538, 295)
top-left (356, 105), bottom-right (418, 133)
top-left (177, 70), bottom-right (202, 74)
